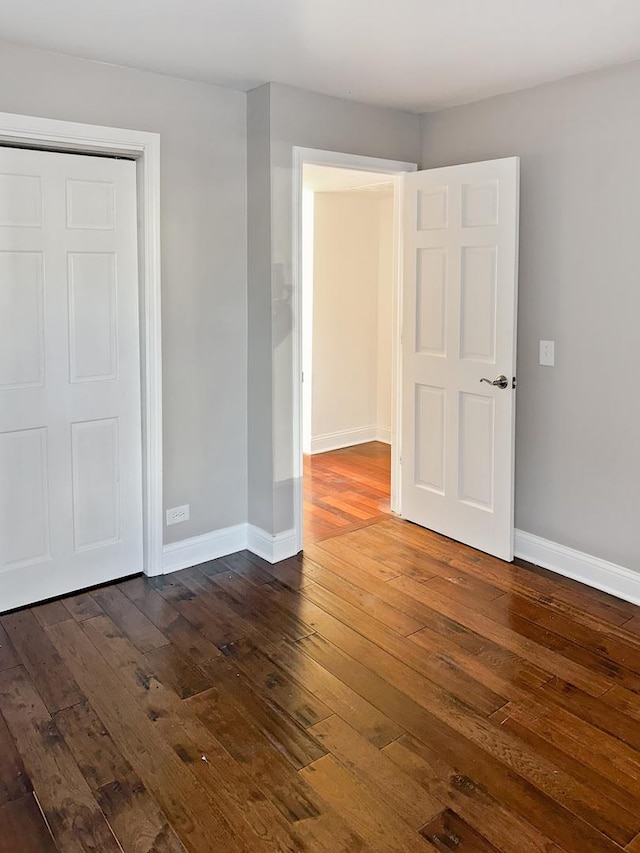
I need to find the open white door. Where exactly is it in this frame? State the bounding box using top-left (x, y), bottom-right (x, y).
top-left (0, 147), bottom-right (142, 611)
top-left (400, 158), bottom-right (519, 561)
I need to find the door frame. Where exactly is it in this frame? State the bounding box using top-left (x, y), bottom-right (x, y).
top-left (0, 111), bottom-right (163, 577)
top-left (291, 147), bottom-right (417, 552)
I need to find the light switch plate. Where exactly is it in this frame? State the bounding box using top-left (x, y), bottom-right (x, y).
top-left (539, 340), bottom-right (555, 367)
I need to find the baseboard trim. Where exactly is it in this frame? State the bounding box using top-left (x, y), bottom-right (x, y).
top-left (247, 525), bottom-right (298, 564)
top-left (162, 524), bottom-right (640, 605)
top-left (514, 529), bottom-right (640, 607)
top-left (310, 425), bottom-right (383, 454)
top-left (162, 524), bottom-right (247, 574)
top-left (162, 522), bottom-right (299, 574)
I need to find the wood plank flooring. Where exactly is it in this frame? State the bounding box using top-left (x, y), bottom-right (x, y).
top-left (304, 442), bottom-right (391, 543)
top-left (2, 517), bottom-right (640, 851)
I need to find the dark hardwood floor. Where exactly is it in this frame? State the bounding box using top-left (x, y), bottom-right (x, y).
top-left (304, 442), bottom-right (391, 544)
top-left (2, 516), bottom-right (640, 851)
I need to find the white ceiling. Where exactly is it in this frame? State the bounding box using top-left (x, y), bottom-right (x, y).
top-left (303, 165), bottom-right (394, 193)
top-left (3, 1), bottom-right (640, 111)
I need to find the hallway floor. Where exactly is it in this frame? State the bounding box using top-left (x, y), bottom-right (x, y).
top-left (303, 441), bottom-right (391, 544)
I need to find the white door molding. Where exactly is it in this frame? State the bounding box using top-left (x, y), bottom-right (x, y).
top-left (0, 111), bottom-right (163, 577)
top-left (291, 147), bottom-right (417, 554)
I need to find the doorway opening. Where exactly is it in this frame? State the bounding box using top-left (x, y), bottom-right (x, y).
top-left (292, 148), bottom-right (418, 553)
top-left (300, 162), bottom-right (398, 545)
top-left (293, 150), bottom-right (519, 562)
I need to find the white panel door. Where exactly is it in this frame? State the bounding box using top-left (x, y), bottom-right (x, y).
top-left (401, 158), bottom-right (519, 560)
top-left (0, 147), bottom-right (142, 611)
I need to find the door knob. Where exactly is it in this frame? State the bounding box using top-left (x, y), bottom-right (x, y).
top-left (479, 374), bottom-right (509, 389)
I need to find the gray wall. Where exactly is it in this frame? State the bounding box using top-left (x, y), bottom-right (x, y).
top-left (420, 60), bottom-right (640, 570)
top-left (248, 83), bottom-right (421, 533)
top-left (0, 40), bottom-right (248, 544)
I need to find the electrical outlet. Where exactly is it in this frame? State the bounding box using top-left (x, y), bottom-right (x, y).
top-left (539, 340), bottom-right (555, 367)
top-left (166, 504), bottom-right (190, 526)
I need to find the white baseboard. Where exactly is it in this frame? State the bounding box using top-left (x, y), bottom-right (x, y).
top-left (159, 524), bottom-right (640, 605)
top-left (162, 524), bottom-right (247, 574)
top-left (162, 522), bottom-right (298, 574)
top-left (310, 425), bottom-right (390, 454)
top-left (514, 529), bottom-right (640, 607)
top-left (247, 524), bottom-right (298, 563)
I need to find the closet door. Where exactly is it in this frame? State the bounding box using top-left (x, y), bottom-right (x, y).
top-left (0, 147), bottom-right (142, 611)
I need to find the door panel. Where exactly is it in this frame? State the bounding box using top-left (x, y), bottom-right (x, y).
top-left (0, 252), bottom-right (45, 389)
top-left (0, 147), bottom-right (142, 611)
top-left (0, 427), bottom-right (50, 567)
top-left (401, 158), bottom-right (519, 560)
top-left (71, 417), bottom-right (120, 551)
top-left (68, 252), bottom-right (118, 383)
top-left (416, 248), bottom-right (447, 355)
top-left (415, 384), bottom-right (446, 494)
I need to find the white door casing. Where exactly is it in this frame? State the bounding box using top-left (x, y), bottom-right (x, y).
top-left (0, 147), bottom-right (143, 610)
top-left (292, 147), bottom-right (418, 552)
top-left (401, 158), bottom-right (519, 561)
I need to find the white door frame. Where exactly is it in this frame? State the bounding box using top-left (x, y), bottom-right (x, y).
top-left (0, 111), bottom-right (163, 577)
top-left (291, 146), bottom-right (417, 553)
